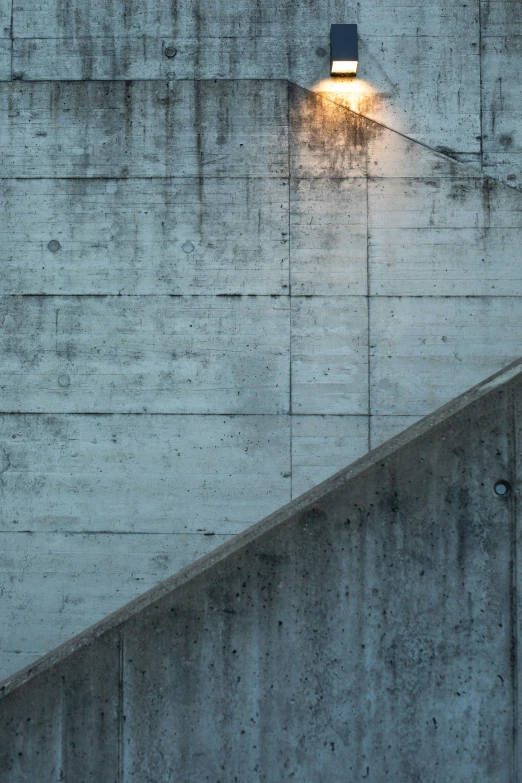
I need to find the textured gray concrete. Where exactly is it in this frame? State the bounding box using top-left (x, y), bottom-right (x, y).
top-left (5, 1), bottom-right (481, 163)
top-left (1, 361), bottom-right (521, 782)
top-left (481, 0), bottom-right (522, 187)
top-left (0, 81), bottom-right (289, 178)
top-left (3, 75), bottom-right (522, 679)
top-left (2, 0), bottom-right (522, 680)
top-left (1, 295), bottom-right (289, 413)
top-left (371, 297), bottom-right (522, 415)
top-left (0, 178), bottom-right (289, 295)
top-left (3, 0), bottom-right (521, 188)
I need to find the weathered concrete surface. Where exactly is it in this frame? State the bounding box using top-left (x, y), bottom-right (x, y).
top-left (0, 530), bottom-right (235, 679)
top-left (1, 634), bottom-right (121, 782)
top-left (1, 361), bottom-right (520, 782)
top-left (8, 0), bottom-right (482, 160)
top-left (291, 415), bottom-right (368, 496)
top-left (0, 39), bottom-right (9, 79)
top-left (291, 296), bottom-right (368, 414)
top-left (3, 0), bottom-right (522, 190)
top-left (370, 296), bottom-right (522, 415)
top-left (481, 0), bottom-right (522, 187)
top-left (3, 78), bottom-right (522, 680)
top-left (289, 84), bottom-right (458, 179)
top-left (0, 414), bottom-right (290, 533)
top-left (0, 80), bottom-right (460, 181)
top-left (290, 178), bottom-right (367, 295)
top-left (369, 414), bottom-right (422, 449)
top-left (368, 177), bottom-right (522, 296)
top-left (0, 411), bottom-right (289, 677)
top-left (0, 80), bottom-right (289, 179)
top-left (0, 295), bottom-right (289, 413)
top-left (0, 178), bottom-right (289, 295)
top-left (0, 411), bottom-right (291, 676)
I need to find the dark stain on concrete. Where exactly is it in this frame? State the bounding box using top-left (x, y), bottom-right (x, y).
top-left (289, 84), bottom-right (384, 177)
top-left (436, 145), bottom-right (457, 160)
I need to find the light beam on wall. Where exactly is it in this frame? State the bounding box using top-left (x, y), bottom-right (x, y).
top-left (311, 76), bottom-right (377, 119)
top-left (330, 24), bottom-right (358, 77)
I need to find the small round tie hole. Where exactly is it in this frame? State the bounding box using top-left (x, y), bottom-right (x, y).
top-left (494, 480), bottom-right (511, 497)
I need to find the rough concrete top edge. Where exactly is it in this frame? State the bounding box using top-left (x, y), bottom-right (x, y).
top-left (2, 357), bottom-right (522, 698)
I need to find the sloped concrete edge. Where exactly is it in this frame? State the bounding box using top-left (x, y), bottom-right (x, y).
top-left (2, 356), bottom-right (522, 699)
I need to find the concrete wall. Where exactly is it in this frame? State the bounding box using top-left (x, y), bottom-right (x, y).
top-left (0, 0), bottom-right (520, 188)
top-left (1, 0), bottom-right (522, 680)
top-left (1, 361), bottom-right (521, 781)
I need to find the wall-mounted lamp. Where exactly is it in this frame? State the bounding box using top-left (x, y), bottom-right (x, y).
top-left (330, 24), bottom-right (358, 76)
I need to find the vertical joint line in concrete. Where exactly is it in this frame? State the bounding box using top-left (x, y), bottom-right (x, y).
top-left (9, 0), bottom-right (13, 79)
top-left (118, 629), bottom-right (124, 782)
top-left (289, 413), bottom-right (293, 501)
top-left (289, 309), bottom-right (293, 503)
top-left (287, 83), bottom-right (291, 300)
top-left (59, 667), bottom-right (66, 778)
top-left (287, 85), bottom-right (293, 499)
top-left (366, 175), bottom-right (371, 453)
top-left (512, 389), bottom-right (519, 780)
top-left (478, 0), bottom-right (484, 171)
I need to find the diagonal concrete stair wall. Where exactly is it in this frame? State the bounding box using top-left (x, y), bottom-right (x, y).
top-left (5, 77), bottom-right (522, 682)
top-left (2, 359), bottom-right (522, 782)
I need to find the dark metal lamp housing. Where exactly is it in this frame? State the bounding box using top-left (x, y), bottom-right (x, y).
top-left (330, 24), bottom-right (358, 76)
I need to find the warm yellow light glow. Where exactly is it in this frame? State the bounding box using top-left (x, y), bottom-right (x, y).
top-left (310, 75), bottom-right (404, 138)
top-left (311, 77), bottom-right (381, 117)
top-left (313, 77), bottom-right (371, 95)
top-left (331, 60), bottom-right (358, 75)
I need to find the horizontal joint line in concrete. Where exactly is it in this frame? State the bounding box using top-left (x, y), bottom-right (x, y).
top-left (369, 294), bottom-right (522, 299)
top-left (365, 294), bottom-right (522, 301)
top-left (5, 77), bottom-right (289, 84)
top-left (9, 34), bottom-right (463, 40)
top-left (0, 411), bottom-right (294, 416)
top-left (368, 413), bottom-right (419, 417)
top-left (0, 176), bottom-right (290, 182)
top-left (2, 293), bottom-right (291, 298)
top-left (0, 175), bottom-right (490, 183)
top-left (2, 651), bottom-right (45, 655)
top-left (0, 530), bottom-right (233, 536)
top-left (369, 227), bottom-right (522, 231)
top-left (0, 411), bottom-right (369, 417)
top-left (8, 295), bottom-right (521, 301)
top-left (0, 175), bottom-right (291, 181)
top-left (0, 175), bottom-right (506, 183)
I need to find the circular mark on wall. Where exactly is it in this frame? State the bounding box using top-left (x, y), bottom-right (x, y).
top-left (58, 374), bottom-right (71, 388)
top-left (182, 241), bottom-right (195, 253)
top-left (166, 71), bottom-right (176, 79)
top-left (105, 182), bottom-right (118, 195)
top-left (165, 46), bottom-right (177, 58)
top-left (316, 47), bottom-right (327, 57)
top-left (494, 480), bottom-right (511, 496)
top-left (47, 240), bottom-right (61, 253)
